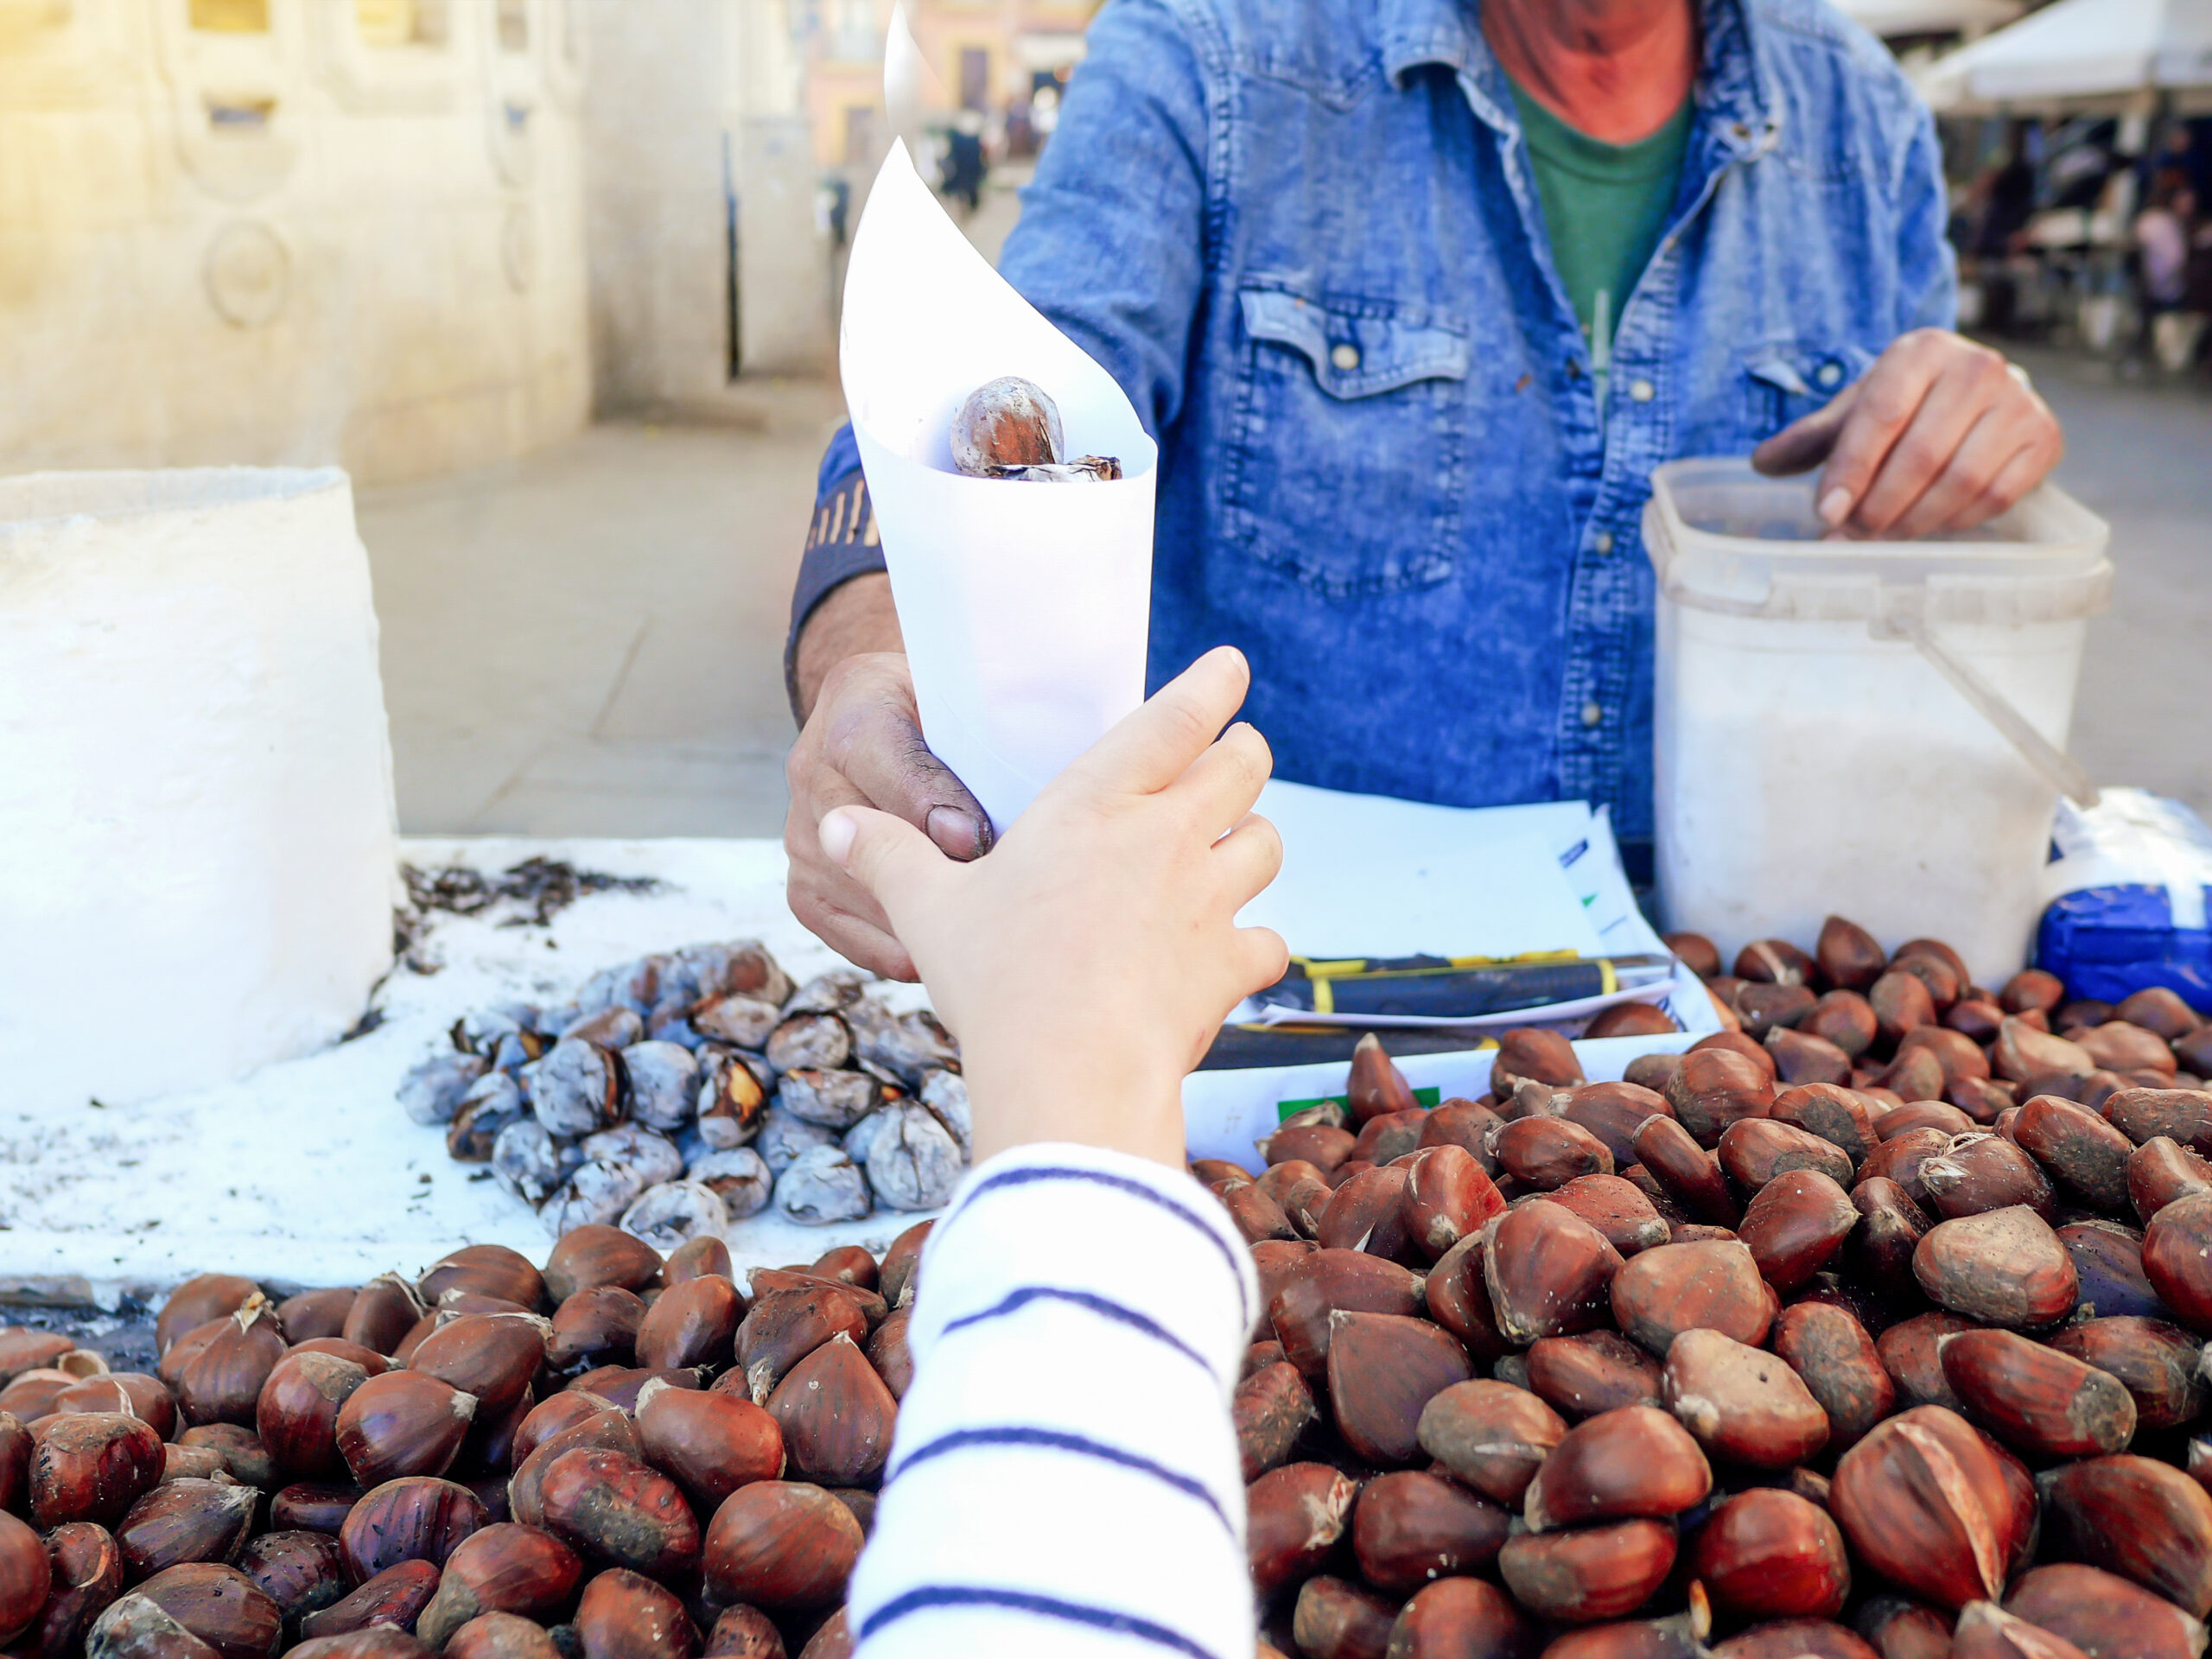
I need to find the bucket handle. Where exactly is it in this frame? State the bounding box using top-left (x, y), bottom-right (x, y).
top-left (1656, 573), bottom-right (2101, 809)
top-left (1882, 615), bottom-right (2101, 810)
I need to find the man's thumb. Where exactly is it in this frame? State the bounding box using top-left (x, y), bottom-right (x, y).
top-left (818, 804), bottom-right (944, 911)
top-left (1751, 383), bottom-right (1855, 477)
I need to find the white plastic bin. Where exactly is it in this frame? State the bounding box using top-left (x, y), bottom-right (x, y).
top-left (1643, 458), bottom-right (2111, 987)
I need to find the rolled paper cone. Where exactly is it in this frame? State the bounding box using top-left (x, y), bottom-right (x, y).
top-left (839, 139), bottom-right (1157, 836)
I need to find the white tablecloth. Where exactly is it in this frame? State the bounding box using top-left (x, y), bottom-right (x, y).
top-left (0, 838), bottom-right (933, 1304)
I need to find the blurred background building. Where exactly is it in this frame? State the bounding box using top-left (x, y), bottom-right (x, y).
top-left (0, 0), bottom-right (831, 485)
top-left (798, 0), bottom-right (1098, 288)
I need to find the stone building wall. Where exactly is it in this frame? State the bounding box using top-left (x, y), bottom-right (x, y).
top-left (0, 0), bottom-right (831, 482)
top-left (0, 0), bottom-right (594, 484)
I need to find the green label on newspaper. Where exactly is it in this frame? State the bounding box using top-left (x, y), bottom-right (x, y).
top-left (1276, 1086), bottom-right (1442, 1122)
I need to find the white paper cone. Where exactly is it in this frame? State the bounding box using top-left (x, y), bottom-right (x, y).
top-left (840, 140), bottom-right (1158, 835)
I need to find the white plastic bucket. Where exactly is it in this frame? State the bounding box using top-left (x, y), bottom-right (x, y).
top-left (1643, 458), bottom-right (2112, 986)
top-left (0, 468), bottom-right (399, 1111)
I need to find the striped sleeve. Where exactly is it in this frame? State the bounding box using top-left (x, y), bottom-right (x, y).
top-left (847, 1143), bottom-right (1262, 1659)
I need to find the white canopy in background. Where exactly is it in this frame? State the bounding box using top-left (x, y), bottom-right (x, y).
top-left (1835, 0), bottom-right (2020, 41)
top-left (1919, 0), bottom-right (2212, 112)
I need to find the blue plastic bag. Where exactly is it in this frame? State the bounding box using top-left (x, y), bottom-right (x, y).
top-left (2037, 789), bottom-right (2212, 1013)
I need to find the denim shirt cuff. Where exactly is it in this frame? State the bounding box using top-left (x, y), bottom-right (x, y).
top-left (784, 463), bottom-right (887, 726)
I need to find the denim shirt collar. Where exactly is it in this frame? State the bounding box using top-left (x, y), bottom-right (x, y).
top-left (1377, 0), bottom-right (1780, 162)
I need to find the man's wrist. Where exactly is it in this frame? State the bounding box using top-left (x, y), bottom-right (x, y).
top-left (791, 573), bottom-right (904, 722)
top-left (785, 454), bottom-right (891, 724)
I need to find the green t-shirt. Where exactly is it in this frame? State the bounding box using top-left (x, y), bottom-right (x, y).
top-left (1507, 80), bottom-right (1694, 348)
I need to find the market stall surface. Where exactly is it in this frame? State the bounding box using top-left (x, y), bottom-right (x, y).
top-left (0, 838), bottom-right (936, 1305)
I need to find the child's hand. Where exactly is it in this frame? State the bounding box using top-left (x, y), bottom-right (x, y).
top-left (817, 646), bottom-right (1287, 1167)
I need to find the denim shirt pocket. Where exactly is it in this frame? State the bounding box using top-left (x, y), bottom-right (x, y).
top-left (1222, 285), bottom-right (1470, 598)
top-left (1744, 343), bottom-right (1878, 440)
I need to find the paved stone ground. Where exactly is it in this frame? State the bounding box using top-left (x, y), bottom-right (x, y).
top-left (359, 397), bottom-right (836, 838)
top-left (356, 232), bottom-right (2212, 838)
top-left (2010, 341), bottom-right (2212, 817)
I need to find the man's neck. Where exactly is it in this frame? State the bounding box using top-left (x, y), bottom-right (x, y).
top-left (1481, 0), bottom-right (1699, 145)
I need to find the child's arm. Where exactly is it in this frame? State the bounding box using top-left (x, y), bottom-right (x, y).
top-left (822, 647), bottom-right (1286, 1658)
top-left (844, 1143), bottom-right (1259, 1658)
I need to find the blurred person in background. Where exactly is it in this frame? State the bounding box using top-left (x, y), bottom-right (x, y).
top-left (782, 0), bottom-right (2064, 982)
top-left (943, 110), bottom-right (987, 217)
top-left (1967, 126), bottom-right (2039, 334)
top-left (2137, 173), bottom-right (2196, 314)
top-left (2135, 171), bottom-right (2208, 372)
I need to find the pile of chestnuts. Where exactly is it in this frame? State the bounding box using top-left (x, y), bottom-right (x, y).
top-left (1215, 915), bottom-right (2212, 1659)
top-left (397, 943), bottom-right (969, 1242)
top-left (0, 1224), bottom-right (932, 1659)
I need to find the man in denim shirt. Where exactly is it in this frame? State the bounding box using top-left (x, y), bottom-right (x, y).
top-left (783, 0), bottom-right (2062, 980)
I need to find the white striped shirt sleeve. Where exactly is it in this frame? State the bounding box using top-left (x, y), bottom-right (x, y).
top-left (847, 1142), bottom-right (1262, 1659)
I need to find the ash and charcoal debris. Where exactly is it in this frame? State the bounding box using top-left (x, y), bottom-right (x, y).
top-left (407, 855), bottom-right (661, 928)
top-left (391, 856), bottom-right (665, 976)
top-left (0, 1298), bottom-right (158, 1371)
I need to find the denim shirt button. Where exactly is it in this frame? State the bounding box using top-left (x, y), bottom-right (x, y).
top-left (1592, 531), bottom-right (1615, 555)
top-left (1628, 378), bottom-right (1656, 403)
top-left (1330, 343), bottom-right (1361, 371)
top-left (1817, 361), bottom-right (1843, 387)
top-left (1580, 702), bottom-right (1604, 728)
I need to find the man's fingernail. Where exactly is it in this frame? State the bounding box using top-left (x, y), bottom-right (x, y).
top-left (1819, 486), bottom-right (1854, 526)
top-left (925, 806), bottom-right (983, 857)
top-left (818, 808), bottom-right (859, 868)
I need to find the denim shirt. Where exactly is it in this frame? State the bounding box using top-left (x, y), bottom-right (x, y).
top-left (792, 0), bottom-right (1955, 843)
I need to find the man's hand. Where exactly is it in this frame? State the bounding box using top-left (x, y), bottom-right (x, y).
top-left (1751, 329), bottom-right (2063, 540)
top-left (817, 647), bottom-right (1287, 1168)
top-left (785, 639), bottom-right (993, 982)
